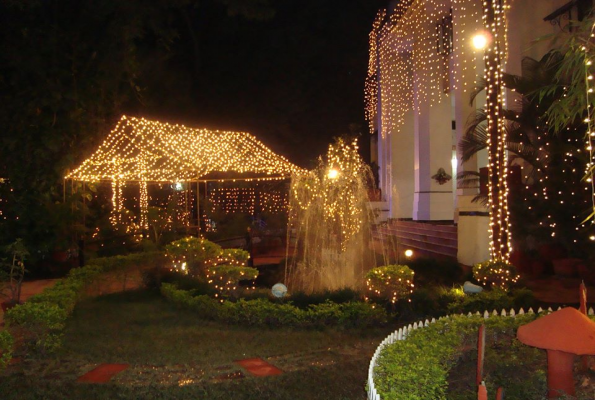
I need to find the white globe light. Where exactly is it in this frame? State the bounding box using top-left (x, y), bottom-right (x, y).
top-left (404, 249), bottom-right (414, 258)
top-left (472, 33), bottom-right (488, 50)
top-left (272, 283), bottom-right (288, 298)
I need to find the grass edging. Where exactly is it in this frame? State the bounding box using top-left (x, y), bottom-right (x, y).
top-left (3, 251), bottom-right (164, 359)
top-left (367, 308), bottom-right (554, 400)
top-left (160, 282), bottom-right (387, 329)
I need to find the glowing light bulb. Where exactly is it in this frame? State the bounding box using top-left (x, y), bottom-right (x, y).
top-left (404, 249), bottom-right (414, 258)
top-left (472, 32), bottom-right (489, 50)
top-left (327, 168), bottom-right (340, 179)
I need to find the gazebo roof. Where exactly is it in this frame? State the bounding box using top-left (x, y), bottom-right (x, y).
top-left (66, 115), bottom-right (303, 182)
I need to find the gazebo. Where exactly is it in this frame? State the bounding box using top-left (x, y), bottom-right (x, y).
top-left (66, 115), bottom-right (303, 231)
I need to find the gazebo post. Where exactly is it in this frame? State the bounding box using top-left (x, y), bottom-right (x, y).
top-left (196, 180), bottom-right (201, 235)
top-left (204, 180), bottom-right (208, 225)
top-left (185, 182), bottom-right (189, 229)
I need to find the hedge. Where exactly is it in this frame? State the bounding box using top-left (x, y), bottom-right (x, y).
top-left (161, 283), bottom-right (387, 329)
top-left (373, 314), bottom-right (545, 400)
top-left (0, 330), bottom-right (13, 371)
top-left (4, 251), bottom-right (164, 357)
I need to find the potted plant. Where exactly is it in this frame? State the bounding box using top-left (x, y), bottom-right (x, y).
top-left (0, 239), bottom-right (29, 312)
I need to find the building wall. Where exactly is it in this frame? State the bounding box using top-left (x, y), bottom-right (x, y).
top-left (373, 0), bottom-right (572, 264)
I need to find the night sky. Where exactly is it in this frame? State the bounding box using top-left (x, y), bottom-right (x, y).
top-left (136, 0), bottom-right (385, 167)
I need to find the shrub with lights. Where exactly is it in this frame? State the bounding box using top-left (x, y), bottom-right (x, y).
top-left (166, 237), bottom-right (257, 300)
top-left (218, 248), bottom-right (250, 266)
top-left (165, 237), bottom-right (222, 276)
top-left (473, 260), bottom-right (520, 290)
top-left (365, 264), bottom-right (415, 304)
top-left (207, 265), bottom-right (258, 301)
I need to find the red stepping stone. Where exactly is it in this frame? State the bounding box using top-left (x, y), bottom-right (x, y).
top-left (235, 358), bottom-right (282, 377)
top-left (77, 363), bottom-right (129, 383)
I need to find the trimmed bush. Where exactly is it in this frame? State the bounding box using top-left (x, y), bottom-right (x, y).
top-left (473, 259), bottom-right (520, 289)
top-left (400, 286), bottom-right (536, 320)
top-left (287, 288), bottom-right (362, 309)
top-left (207, 265), bottom-right (258, 300)
top-left (374, 314), bottom-right (545, 400)
top-left (365, 265), bottom-right (415, 304)
top-left (160, 283), bottom-right (387, 329)
top-left (5, 302), bottom-right (67, 355)
top-left (5, 251), bottom-right (163, 355)
top-left (165, 237), bottom-right (222, 276)
top-left (0, 330), bottom-right (13, 371)
top-left (219, 248), bottom-right (250, 265)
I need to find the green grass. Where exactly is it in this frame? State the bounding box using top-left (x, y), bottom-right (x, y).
top-left (1, 290), bottom-right (391, 399)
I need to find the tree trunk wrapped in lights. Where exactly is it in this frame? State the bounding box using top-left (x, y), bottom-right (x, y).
top-left (483, 0), bottom-right (511, 261)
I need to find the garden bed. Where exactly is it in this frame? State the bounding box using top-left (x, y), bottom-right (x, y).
top-left (368, 309), bottom-right (595, 400)
top-left (161, 283), bottom-right (387, 329)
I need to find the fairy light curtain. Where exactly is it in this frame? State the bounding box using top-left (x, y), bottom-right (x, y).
top-left (209, 186), bottom-right (288, 215)
top-left (365, 0), bottom-right (483, 137)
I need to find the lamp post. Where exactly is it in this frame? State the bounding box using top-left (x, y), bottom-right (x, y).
top-left (474, 0), bottom-right (511, 262)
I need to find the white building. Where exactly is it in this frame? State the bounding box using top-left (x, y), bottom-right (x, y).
top-left (367, 0), bottom-right (590, 265)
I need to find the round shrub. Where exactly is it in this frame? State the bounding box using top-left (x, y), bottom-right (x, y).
top-left (365, 265), bottom-right (415, 303)
top-left (473, 259), bottom-right (520, 290)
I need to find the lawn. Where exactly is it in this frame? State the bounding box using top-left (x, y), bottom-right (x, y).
top-left (0, 290), bottom-right (391, 399)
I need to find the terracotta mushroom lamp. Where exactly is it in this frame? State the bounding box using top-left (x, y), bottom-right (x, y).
top-left (517, 307), bottom-right (595, 398)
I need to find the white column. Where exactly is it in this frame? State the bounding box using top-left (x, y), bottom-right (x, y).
top-left (451, 0), bottom-right (490, 265)
top-left (413, 95), bottom-right (454, 221)
top-left (390, 109), bottom-right (415, 218)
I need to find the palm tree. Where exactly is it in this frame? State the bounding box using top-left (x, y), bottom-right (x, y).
top-left (459, 51), bottom-right (593, 256)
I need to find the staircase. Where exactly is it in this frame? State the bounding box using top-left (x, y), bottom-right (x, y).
top-left (373, 219), bottom-right (458, 261)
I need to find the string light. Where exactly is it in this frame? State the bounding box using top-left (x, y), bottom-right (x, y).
top-left (365, 0), bottom-right (510, 260)
top-left (483, 0), bottom-right (511, 262)
top-left (209, 185), bottom-right (288, 215)
top-left (365, 1), bottom-right (481, 137)
top-left (582, 23), bottom-right (595, 225)
top-left (66, 115), bottom-right (303, 182)
top-left (290, 139), bottom-right (369, 252)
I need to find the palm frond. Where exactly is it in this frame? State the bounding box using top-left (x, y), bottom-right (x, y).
top-left (469, 78), bottom-right (487, 105)
top-left (456, 170), bottom-right (480, 189)
top-left (459, 122), bottom-right (487, 163)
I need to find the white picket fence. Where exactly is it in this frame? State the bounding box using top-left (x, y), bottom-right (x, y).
top-left (366, 306), bottom-right (595, 400)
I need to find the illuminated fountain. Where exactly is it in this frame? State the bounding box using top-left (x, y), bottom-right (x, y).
top-left (285, 138), bottom-right (391, 293)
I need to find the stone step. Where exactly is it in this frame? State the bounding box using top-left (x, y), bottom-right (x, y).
top-left (378, 227), bottom-right (458, 245)
top-left (372, 220), bottom-right (458, 260)
top-left (372, 236), bottom-right (458, 259)
top-left (389, 220), bottom-right (457, 234)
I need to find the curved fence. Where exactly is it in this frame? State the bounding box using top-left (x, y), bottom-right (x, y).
top-left (366, 306), bottom-right (595, 400)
